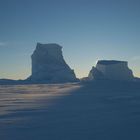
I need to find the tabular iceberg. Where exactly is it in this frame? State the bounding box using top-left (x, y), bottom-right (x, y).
top-left (88, 60), bottom-right (134, 81)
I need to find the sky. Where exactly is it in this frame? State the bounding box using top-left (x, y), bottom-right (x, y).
top-left (0, 0), bottom-right (140, 79)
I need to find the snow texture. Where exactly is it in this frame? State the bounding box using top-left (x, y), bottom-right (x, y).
top-left (0, 81), bottom-right (140, 140)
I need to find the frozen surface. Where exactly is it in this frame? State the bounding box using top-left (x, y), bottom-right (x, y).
top-left (0, 82), bottom-right (140, 140)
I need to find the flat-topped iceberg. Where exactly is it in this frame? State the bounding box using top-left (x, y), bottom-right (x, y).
top-left (88, 60), bottom-right (134, 81)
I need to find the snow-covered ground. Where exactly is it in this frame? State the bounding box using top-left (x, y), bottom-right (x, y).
top-left (0, 81), bottom-right (140, 140)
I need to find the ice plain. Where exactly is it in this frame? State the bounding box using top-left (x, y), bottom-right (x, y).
top-left (0, 81), bottom-right (140, 140)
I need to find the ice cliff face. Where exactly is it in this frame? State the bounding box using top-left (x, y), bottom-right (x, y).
top-left (88, 60), bottom-right (134, 81)
top-left (29, 43), bottom-right (78, 83)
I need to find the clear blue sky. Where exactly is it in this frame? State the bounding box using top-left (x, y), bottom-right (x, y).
top-left (0, 0), bottom-right (140, 79)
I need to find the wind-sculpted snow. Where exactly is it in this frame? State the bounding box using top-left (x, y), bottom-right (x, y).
top-left (0, 84), bottom-right (80, 116)
top-left (0, 81), bottom-right (140, 140)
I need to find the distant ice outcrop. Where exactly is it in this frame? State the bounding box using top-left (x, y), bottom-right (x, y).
top-left (88, 60), bottom-right (134, 81)
top-left (28, 43), bottom-right (78, 83)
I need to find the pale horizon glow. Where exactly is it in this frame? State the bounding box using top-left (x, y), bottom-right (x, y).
top-left (0, 0), bottom-right (140, 80)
